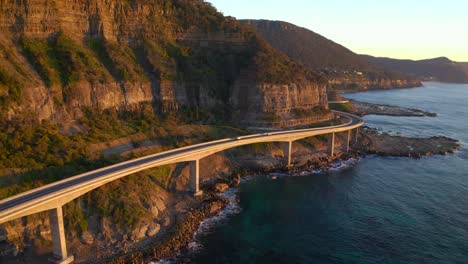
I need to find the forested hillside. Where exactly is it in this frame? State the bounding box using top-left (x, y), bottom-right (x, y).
top-left (362, 56), bottom-right (468, 83)
top-left (242, 19), bottom-right (421, 91)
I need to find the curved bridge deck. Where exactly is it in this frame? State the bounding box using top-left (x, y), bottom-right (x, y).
top-left (0, 110), bottom-right (363, 263)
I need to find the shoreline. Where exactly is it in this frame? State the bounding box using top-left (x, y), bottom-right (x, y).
top-left (105, 194), bottom-right (229, 264)
top-left (105, 152), bottom-right (359, 264)
top-left (2, 94), bottom-right (462, 263)
top-left (106, 128), bottom-right (461, 263)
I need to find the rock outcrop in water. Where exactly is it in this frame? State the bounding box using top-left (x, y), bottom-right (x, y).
top-left (0, 0), bottom-right (329, 127)
top-left (350, 100), bottom-right (437, 117)
top-left (354, 127), bottom-right (461, 157)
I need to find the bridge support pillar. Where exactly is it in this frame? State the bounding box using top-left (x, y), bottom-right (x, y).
top-left (189, 160), bottom-right (203, 196)
top-left (328, 132), bottom-right (335, 156)
top-left (354, 128), bottom-right (359, 143)
top-left (284, 141), bottom-right (293, 167)
top-left (48, 207), bottom-right (74, 264)
top-left (345, 130), bottom-right (351, 152)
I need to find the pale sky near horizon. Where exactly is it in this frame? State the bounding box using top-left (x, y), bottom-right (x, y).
top-left (207, 0), bottom-right (468, 62)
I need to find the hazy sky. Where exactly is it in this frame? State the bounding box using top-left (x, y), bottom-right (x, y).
top-left (208, 0), bottom-right (468, 62)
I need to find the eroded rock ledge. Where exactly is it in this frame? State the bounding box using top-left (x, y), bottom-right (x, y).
top-left (350, 100), bottom-right (437, 117)
top-left (354, 127), bottom-right (460, 157)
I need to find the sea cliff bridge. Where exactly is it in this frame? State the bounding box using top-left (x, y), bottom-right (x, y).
top-left (0, 111), bottom-right (363, 263)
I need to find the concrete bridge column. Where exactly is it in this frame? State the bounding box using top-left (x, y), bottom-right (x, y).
top-left (284, 141), bottom-right (293, 167)
top-left (354, 128), bottom-right (359, 143)
top-left (328, 132), bottom-right (335, 156)
top-left (345, 130), bottom-right (351, 152)
top-left (48, 207), bottom-right (74, 264)
top-left (189, 160), bottom-right (203, 196)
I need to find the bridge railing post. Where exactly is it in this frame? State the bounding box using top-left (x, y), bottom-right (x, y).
top-left (328, 132), bottom-right (335, 156)
top-left (189, 160), bottom-right (203, 196)
top-left (48, 206), bottom-right (74, 264)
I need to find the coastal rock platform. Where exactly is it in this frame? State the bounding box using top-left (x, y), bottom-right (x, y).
top-left (350, 100), bottom-right (437, 117)
top-left (354, 127), bottom-right (460, 157)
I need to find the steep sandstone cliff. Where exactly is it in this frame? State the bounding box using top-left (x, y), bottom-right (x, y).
top-left (0, 2), bottom-right (332, 261)
top-left (327, 73), bottom-right (422, 92)
top-left (0, 0), bottom-right (329, 126)
top-left (231, 69), bottom-right (331, 127)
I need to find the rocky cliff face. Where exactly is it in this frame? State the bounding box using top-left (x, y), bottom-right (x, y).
top-left (0, 0), bottom-right (329, 126)
top-left (328, 74), bottom-right (422, 92)
top-left (231, 70), bottom-right (330, 127)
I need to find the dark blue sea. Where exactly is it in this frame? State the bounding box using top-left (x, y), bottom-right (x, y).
top-left (172, 83), bottom-right (468, 263)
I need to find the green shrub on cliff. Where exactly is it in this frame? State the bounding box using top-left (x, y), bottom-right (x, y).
top-left (0, 120), bottom-right (88, 170)
top-left (292, 106), bottom-right (329, 118)
top-left (147, 165), bottom-right (173, 189)
top-left (140, 39), bottom-right (178, 81)
top-left (174, 44), bottom-right (252, 102)
top-left (79, 104), bottom-right (161, 142)
top-left (20, 33), bottom-right (110, 88)
top-left (86, 173), bottom-right (161, 229)
top-left (20, 37), bottom-right (61, 87)
top-left (0, 68), bottom-right (22, 108)
top-left (64, 201), bottom-right (88, 235)
top-left (87, 40), bottom-right (148, 82)
top-left (0, 104), bottom-right (161, 172)
top-left (329, 102), bottom-right (354, 112)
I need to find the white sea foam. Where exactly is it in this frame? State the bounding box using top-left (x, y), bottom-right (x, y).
top-left (269, 158), bottom-right (360, 178)
top-left (189, 188), bottom-right (241, 252)
top-left (150, 188), bottom-right (241, 264)
top-left (326, 158), bottom-right (359, 172)
top-left (150, 260), bottom-right (171, 264)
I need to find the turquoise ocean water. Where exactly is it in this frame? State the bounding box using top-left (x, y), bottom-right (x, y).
top-left (172, 83), bottom-right (468, 263)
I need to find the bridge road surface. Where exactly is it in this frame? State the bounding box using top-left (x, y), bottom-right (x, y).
top-left (0, 111), bottom-right (363, 224)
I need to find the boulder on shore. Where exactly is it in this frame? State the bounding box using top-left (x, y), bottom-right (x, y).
top-left (80, 231), bottom-right (95, 245)
top-left (214, 183), bottom-right (229, 193)
top-left (146, 223), bottom-right (161, 237)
